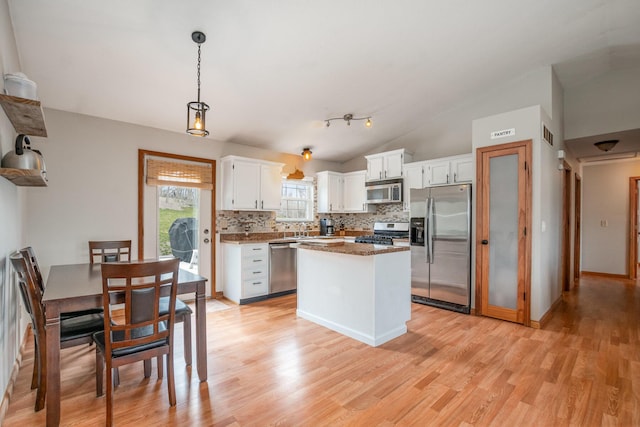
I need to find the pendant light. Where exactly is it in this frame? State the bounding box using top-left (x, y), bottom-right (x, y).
top-left (301, 148), bottom-right (312, 160)
top-left (186, 31), bottom-right (210, 137)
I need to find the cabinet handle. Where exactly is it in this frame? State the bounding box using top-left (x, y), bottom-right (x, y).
top-left (261, 200), bottom-right (264, 209)
top-left (252, 281), bottom-right (261, 285)
top-left (253, 259), bottom-right (262, 262)
top-left (253, 271), bottom-right (262, 274)
top-left (255, 200), bottom-right (258, 208)
top-left (379, 171), bottom-right (382, 179)
top-left (330, 203), bottom-right (332, 211)
top-left (385, 170), bottom-right (387, 178)
top-left (454, 173), bottom-right (457, 182)
top-left (252, 248), bottom-right (261, 251)
top-left (446, 174), bottom-right (449, 183)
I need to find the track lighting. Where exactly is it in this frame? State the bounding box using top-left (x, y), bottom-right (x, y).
top-left (325, 113), bottom-right (372, 128)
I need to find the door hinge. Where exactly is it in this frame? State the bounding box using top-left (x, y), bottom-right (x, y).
top-left (523, 292), bottom-right (526, 301)
top-left (524, 161), bottom-right (528, 171)
top-left (232, 163), bottom-right (235, 170)
top-left (523, 227), bottom-right (527, 236)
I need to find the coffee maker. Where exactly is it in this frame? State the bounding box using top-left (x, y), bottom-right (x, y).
top-left (320, 218), bottom-right (335, 236)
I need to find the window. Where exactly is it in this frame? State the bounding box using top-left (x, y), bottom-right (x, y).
top-left (277, 179), bottom-right (313, 221)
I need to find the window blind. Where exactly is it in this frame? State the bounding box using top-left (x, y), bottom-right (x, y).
top-left (146, 158), bottom-right (213, 190)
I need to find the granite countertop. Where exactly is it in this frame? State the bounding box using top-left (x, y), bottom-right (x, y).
top-left (220, 231), bottom-right (365, 245)
top-left (295, 242), bottom-right (409, 256)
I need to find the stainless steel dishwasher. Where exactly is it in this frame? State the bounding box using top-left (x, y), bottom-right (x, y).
top-left (269, 243), bottom-right (297, 295)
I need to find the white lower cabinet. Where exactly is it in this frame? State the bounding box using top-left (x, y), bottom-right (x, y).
top-left (223, 243), bottom-right (269, 304)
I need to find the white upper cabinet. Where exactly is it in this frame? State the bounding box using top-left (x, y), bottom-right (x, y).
top-left (317, 170), bottom-right (371, 213)
top-left (343, 171), bottom-right (369, 212)
top-left (221, 156), bottom-right (284, 211)
top-left (365, 149), bottom-right (411, 181)
top-left (451, 156), bottom-right (474, 183)
top-left (424, 154), bottom-right (473, 186)
top-left (317, 171), bottom-right (343, 213)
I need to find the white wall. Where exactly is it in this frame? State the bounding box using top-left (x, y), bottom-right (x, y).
top-left (581, 159), bottom-right (640, 275)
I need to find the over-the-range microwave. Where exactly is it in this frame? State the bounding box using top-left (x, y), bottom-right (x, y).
top-left (365, 179), bottom-right (403, 204)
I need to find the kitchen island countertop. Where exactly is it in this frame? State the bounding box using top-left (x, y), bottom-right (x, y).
top-left (295, 242), bottom-right (408, 256)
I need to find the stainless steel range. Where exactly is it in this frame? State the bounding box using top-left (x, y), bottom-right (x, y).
top-left (355, 222), bottom-right (410, 245)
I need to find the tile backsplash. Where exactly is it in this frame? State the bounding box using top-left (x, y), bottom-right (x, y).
top-left (216, 203), bottom-right (408, 234)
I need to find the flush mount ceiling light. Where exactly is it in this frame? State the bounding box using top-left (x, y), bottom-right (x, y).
top-left (301, 148), bottom-right (312, 160)
top-left (186, 31), bottom-right (210, 137)
top-left (325, 113), bottom-right (372, 128)
top-left (594, 139), bottom-right (619, 152)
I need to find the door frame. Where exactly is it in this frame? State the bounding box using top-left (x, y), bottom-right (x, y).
top-left (475, 139), bottom-right (532, 326)
top-left (561, 160), bottom-right (572, 292)
top-left (628, 176), bottom-right (640, 279)
top-left (573, 174), bottom-right (581, 284)
top-left (137, 149), bottom-right (217, 295)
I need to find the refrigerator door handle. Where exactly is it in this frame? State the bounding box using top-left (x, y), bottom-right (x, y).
top-left (427, 197), bottom-right (434, 264)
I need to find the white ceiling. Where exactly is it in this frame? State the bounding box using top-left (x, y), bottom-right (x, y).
top-left (7, 0), bottom-right (640, 162)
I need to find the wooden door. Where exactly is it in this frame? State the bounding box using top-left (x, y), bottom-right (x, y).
top-left (574, 175), bottom-right (581, 282)
top-left (475, 140), bottom-right (531, 325)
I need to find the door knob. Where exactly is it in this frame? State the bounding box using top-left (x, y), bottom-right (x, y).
top-left (481, 239), bottom-right (489, 245)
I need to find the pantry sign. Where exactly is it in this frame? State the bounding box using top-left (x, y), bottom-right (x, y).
top-left (490, 128), bottom-right (515, 139)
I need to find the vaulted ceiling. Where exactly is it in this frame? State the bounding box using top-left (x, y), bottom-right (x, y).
top-left (7, 0), bottom-right (640, 162)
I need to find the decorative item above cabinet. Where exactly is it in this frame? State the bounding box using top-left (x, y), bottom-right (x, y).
top-left (0, 94), bottom-right (47, 137)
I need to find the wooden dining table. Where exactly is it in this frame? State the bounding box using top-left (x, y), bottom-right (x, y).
top-left (43, 262), bottom-right (208, 426)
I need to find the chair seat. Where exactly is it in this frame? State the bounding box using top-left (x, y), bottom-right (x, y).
top-left (61, 308), bottom-right (104, 320)
top-left (60, 313), bottom-right (105, 343)
top-left (159, 296), bottom-right (192, 316)
top-left (93, 323), bottom-right (168, 358)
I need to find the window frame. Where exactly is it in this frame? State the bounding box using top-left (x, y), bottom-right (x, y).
top-left (276, 178), bottom-right (314, 222)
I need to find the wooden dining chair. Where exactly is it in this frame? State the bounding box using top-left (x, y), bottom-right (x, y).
top-left (89, 240), bottom-right (132, 264)
top-left (93, 258), bottom-right (180, 426)
top-left (10, 252), bottom-right (105, 412)
top-left (20, 246), bottom-right (104, 319)
top-left (88, 240), bottom-right (193, 366)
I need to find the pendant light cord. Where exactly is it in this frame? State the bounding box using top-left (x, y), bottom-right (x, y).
top-left (196, 44), bottom-right (202, 103)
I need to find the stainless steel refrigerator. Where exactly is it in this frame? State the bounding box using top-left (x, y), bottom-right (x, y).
top-left (410, 184), bottom-right (471, 314)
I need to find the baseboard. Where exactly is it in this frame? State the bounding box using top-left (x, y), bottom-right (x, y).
top-left (581, 271), bottom-right (629, 280)
top-left (530, 296), bottom-right (563, 329)
top-left (0, 328), bottom-right (30, 425)
top-left (215, 291), bottom-right (224, 299)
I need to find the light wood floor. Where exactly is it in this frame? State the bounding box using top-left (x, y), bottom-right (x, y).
top-left (3, 274), bottom-right (639, 426)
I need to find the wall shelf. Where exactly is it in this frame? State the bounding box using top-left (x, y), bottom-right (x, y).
top-left (0, 94), bottom-right (47, 137)
top-left (0, 168), bottom-right (47, 186)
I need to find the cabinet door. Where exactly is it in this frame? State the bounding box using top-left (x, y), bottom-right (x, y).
top-left (329, 174), bottom-right (343, 212)
top-left (260, 164), bottom-right (283, 210)
top-left (452, 156), bottom-right (473, 183)
top-left (233, 161), bottom-right (261, 209)
top-left (384, 151), bottom-right (404, 179)
top-left (404, 163), bottom-right (425, 189)
top-left (367, 156), bottom-right (384, 181)
top-left (316, 172), bottom-right (330, 213)
top-left (343, 171), bottom-right (366, 212)
top-left (428, 160), bottom-right (451, 186)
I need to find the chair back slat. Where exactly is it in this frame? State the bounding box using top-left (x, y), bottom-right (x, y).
top-left (100, 259), bottom-right (179, 353)
top-left (10, 253), bottom-right (46, 348)
top-left (19, 247), bottom-right (45, 297)
top-left (89, 240), bottom-right (132, 264)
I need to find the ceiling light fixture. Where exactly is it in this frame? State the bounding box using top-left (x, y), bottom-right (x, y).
top-left (186, 31), bottom-right (210, 137)
top-left (301, 148), bottom-right (312, 160)
top-left (325, 113), bottom-right (372, 128)
top-left (594, 139), bottom-right (619, 152)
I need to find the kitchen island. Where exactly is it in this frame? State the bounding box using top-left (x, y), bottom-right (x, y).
top-left (296, 242), bottom-right (411, 346)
